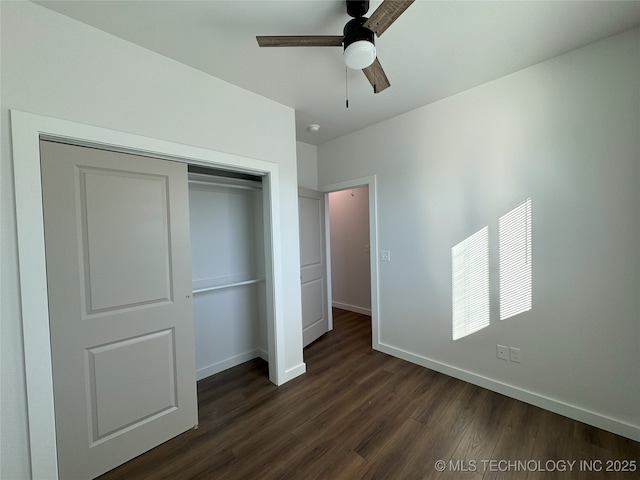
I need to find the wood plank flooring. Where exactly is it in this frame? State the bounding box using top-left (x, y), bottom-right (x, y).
top-left (99, 309), bottom-right (639, 479)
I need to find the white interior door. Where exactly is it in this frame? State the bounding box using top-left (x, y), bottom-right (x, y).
top-left (298, 188), bottom-right (330, 346)
top-left (40, 141), bottom-right (198, 479)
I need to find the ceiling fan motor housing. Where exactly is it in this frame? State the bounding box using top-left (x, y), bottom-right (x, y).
top-left (346, 0), bottom-right (370, 18)
top-left (343, 17), bottom-right (375, 49)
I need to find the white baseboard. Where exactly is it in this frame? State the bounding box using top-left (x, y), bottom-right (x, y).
top-left (196, 349), bottom-right (263, 381)
top-left (332, 301), bottom-right (371, 316)
top-left (377, 342), bottom-right (640, 442)
top-left (256, 347), bottom-right (268, 362)
top-left (279, 362), bottom-right (306, 385)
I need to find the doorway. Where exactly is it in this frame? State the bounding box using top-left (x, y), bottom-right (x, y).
top-left (320, 176), bottom-right (380, 349)
top-left (12, 110), bottom-right (289, 479)
top-left (328, 186), bottom-right (372, 316)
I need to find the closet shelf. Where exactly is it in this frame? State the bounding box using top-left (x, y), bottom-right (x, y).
top-left (192, 278), bottom-right (264, 294)
top-left (188, 179), bottom-right (262, 191)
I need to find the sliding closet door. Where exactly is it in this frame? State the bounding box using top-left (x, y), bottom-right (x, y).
top-left (40, 141), bottom-right (197, 479)
top-left (188, 174), bottom-right (267, 380)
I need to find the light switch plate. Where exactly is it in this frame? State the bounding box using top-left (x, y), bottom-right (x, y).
top-left (497, 344), bottom-right (509, 360)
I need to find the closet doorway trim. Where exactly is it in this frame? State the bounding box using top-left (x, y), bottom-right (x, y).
top-left (11, 110), bottom-right (287, 480)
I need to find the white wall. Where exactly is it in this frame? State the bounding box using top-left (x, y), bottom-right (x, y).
top-left (296, 141), bottom-right (318, 190)
top-left (318, 28), bottom-right (640, 440)
top-left (0, 2), bottom-right (303, 478)
top-left (329, 187), bottom-right (372, 315)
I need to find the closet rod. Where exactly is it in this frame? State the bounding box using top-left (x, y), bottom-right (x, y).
top-left (192, 278), bottom-right (264, 294)
top-left (188, 179), bottom-right (262, 191)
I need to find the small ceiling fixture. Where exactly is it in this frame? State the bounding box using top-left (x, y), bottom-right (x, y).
top-left (307, 124), bottom-right (320, 133)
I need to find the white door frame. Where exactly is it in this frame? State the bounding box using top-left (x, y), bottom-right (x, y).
top-left (11, 110), bottom-right (288, 479)
top-left (319, 176), bottom-right (380, 349)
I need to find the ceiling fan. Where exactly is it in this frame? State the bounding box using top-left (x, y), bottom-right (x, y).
top-left (257, 0), bottom-right (415, 94)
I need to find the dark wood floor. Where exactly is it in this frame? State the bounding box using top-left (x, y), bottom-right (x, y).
top-left (100, 309), bottom-right (639, 479)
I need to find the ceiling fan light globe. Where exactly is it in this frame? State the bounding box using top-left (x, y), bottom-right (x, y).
top-left (344, 40), bottom-right (376, 69)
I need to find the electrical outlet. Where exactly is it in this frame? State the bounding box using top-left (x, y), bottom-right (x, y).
top-left (510, 347), bottom-right (521, 363)
top-left (380, 251), bottom-right (391, 262)
top-left (497, 344), bottom-right (508, 361)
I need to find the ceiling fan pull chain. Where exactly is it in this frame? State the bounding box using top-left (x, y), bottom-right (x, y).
top-left (345, 66), bottom-right (349, 108)
top-left (374, 61), bottom-right (377, 94)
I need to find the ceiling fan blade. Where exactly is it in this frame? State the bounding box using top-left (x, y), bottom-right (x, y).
top-left (257, 36), bottom-right (343, 47)
top-left (362, 58), bottom-right (390, 94)
top-left (363, 0), bottom-right (415, 37)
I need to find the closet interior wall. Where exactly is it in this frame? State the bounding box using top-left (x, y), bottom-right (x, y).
top-left (188, 172), bottom-right (268, 380)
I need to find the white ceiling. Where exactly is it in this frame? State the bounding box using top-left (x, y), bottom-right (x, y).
top-left (37, 0), bottom-right (640, 145)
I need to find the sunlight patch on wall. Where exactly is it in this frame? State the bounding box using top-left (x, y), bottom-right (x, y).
top-left (499, 198), bottom-right (532, 320)
top-left (452, 227), bottom-right (490, 340)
